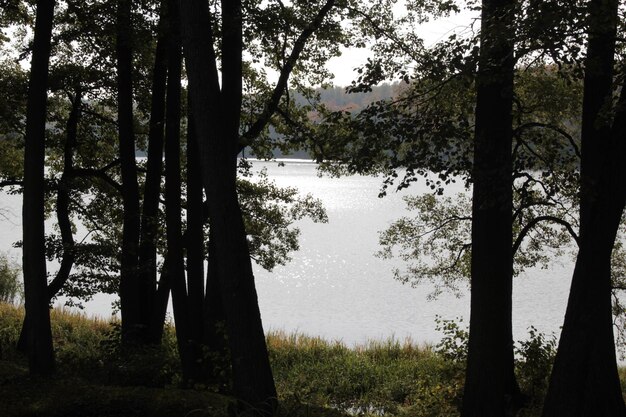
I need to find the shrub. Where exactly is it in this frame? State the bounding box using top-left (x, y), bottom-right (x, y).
top-left (515, 326), bottom-right (557, 414)
top-left (98, 321), bottom-right (181, 387)
top-left (434, 316), bottom-right (468, 364)
top-left (0, 254), bottom-right (21, 304)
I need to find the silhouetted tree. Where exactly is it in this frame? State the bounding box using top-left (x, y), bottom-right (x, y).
top-left (116, 0), bottom-right (143, 345)
top-left (22, 0), bottom-right (56, 375)
top-left (461, 0), bottom-right (523, 415)
top-left (542, 0), bottom-right (626, 415)
top-left (180, 0), bottom-right (340, 410)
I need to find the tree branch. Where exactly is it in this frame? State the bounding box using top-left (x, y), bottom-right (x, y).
top-left (72, 168), bottom-right (122, 193)
top-left (512, 215), bottom-right (579, 255)
top-left (239, 0), bottom-right (337, 148)
top-left (0, 179), bottom-right (23, 188)
top-left (81, 108), bottom-right (119, 127)
top-left (514, 122), bottom-right (581, 159)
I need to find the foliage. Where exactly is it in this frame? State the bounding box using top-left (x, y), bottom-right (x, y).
top-left (239, 166), bottom-right (328, 271)
top-left (378, 194), bottom-right (471, 298)
top-left (515, 327), bottom-right (557, 408)
top-left (610, 223), bottom-right (626, 357)
top-left (434, 316), bottom-right (560, 415)
top-left (434, 316), bottom-right (468, 364)
top-left (0, 253), bottom-right (21, 304)
top-left (377, 176), bottom-right (580, 297)
top-left (0, 301), bottom-right (22, 359)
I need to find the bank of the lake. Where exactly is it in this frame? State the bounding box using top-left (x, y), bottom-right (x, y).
top-left (2, 302), bottom-right (606, 417)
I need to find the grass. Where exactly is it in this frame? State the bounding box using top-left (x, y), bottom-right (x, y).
top-left (266, 330), bottom-right (463, 416)
top-left (2, 303), bottom-right (626, 417)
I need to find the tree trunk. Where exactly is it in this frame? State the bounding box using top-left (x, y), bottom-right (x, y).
top-left (116, 0), bottom-right (142, 345)
top-left (541, 0), bottom-right (626, 415)
top-left (47, 89), bottom-right (81, 299)
top-left (138, 12), bottom-right (168, 344)
top-left (186, 109), bottom-right (210, 380)
top-left (461, 0), bottom-right (521, 415)
top-left (163, 0), bottom-right (196, 383)
top-left (180, 0), bottom-right (277, 410)
top-left (22, 0), bottom-right (56, 376)
top-left (18, 89), bottom-right (80, 353)
top-left (204, 226), bottom-right (229, 386)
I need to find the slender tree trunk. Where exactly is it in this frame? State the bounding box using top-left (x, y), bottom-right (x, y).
top-left (542, 1), bottom-right (626, 415)
top-left (139, 12), bottom-right (168, 344)
top-left (461, 0), bottom-right (521, 415)
top-left (116, 0), bottom-right (142, 344)
top-left (186, 110), bottom-right (210, 380)
top-left (150, 256), bottom-right (171, 343)
top-left (22, 0), bottom-right (56, 376)
top-left (186, 124), bottom-right (205, 336)
top-left (204, 226), bottom-right (229, 386)
top-left (163, 0), bottom-right (195, 383)
top-left (47, 89), bottom-right (81, 299)
top-left (18, 89), bottom-right (80, 353)
top-left (180, 0), bottom-right (277, 410)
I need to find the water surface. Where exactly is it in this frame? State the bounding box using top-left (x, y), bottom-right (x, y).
top-left (0, 160), bottom-right (573, 346)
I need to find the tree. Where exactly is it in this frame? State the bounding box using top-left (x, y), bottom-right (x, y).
top-left (460, 0), bottom-right (524, 415)
top-left (541, 0), bottom-right (626, 414)
top-left (22, 0), bottom-right (56, 375)
top-left (179, 0), bottom-right (348, 409)
top-left (137, 4), bottom-right (168, 345)
top-left (115, 0), bottom-right (144, 345)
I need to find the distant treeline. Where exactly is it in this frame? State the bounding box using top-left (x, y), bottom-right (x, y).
top-left (249, 83), bottom-right (401, 159)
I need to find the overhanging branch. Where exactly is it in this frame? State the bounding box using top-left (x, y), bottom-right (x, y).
top-left (239, 0), bottom-right (338, 149)
top-left (512, 215), bottom-right (579, 255)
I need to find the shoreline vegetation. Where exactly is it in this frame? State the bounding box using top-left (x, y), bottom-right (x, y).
top-left (2, 302), bottom-right (624, 417)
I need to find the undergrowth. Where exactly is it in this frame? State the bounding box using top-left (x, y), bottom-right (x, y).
top-left (2, 303), bottom-right (626, 417)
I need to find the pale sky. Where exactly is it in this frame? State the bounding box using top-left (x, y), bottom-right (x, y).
top-left (325, 7), bottom-right (478, 86)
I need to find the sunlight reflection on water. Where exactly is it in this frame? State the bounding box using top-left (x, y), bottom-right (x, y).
top-left (250, 160), bottom-right (572, 347)
top-left (0, 159), bottom-right (575, 348)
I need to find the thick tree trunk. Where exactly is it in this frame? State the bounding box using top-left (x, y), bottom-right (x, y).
top-left (180, 0), bottom-right (277, 410)
top-left (116, 0), bottom-right (142, 345)
top-left (461, 0), bottom-right (521, 415)
top-left (22, 0), bottom-right (56, 376)
top-left (541, 1), bottom-right (626, 415)
top-left (138, 15), bottom-right (168, 344)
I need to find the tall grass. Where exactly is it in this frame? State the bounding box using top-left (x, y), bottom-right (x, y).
top-left (0, 302), bottom-right (112, 368)
top-left (267, 330), bottom-right (463, 416)
top-left (3, 303), bottom-right (626, 417)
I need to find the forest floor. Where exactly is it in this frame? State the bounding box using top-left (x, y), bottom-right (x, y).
top-left (2, 302), bottom-right (626, 417)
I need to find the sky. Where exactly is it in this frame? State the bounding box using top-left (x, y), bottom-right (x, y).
top-left (325, 6), bottom-right (478, 86)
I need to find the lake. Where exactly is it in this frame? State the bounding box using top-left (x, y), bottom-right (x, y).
top-left (0, 159), bottom-right (574, 347)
